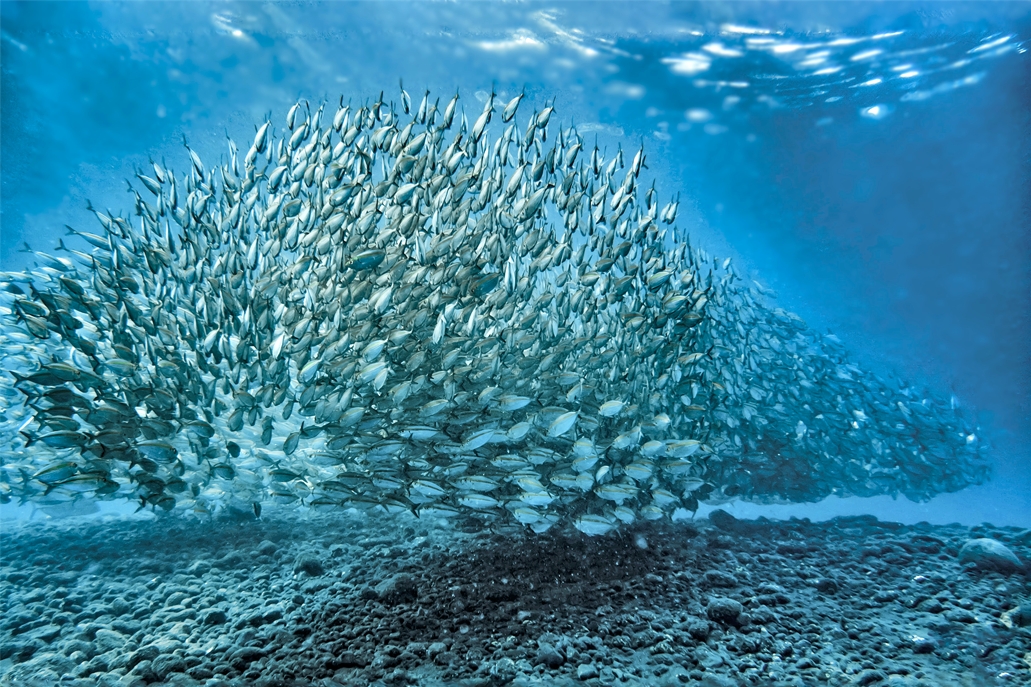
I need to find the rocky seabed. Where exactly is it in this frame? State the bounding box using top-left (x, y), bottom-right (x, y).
top-left (1, 510), bottom-right (1029, 687)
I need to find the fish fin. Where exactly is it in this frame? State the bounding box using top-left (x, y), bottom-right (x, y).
top-left (19, 431), bottom-right (35, 448)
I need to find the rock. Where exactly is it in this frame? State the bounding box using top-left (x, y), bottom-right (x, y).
top-left (945, 608), bottom-right (977, 623)
top-left (814, 578), bottom-right (838, 594)
top-left (127, 645), bottom-right (161, 670)
top-left (1010, 602), bottom-right (1031, 627)
top-left (699, 675), bottom-right (741, 687)
top-left (911, 636), bottom-right (937, 654)
top-left (27, 624), bottom-right (62, 643)
top-left (375, 573), bottom-right (419, 605)
top-left (684, 618), bottom-right (711, 640)
top-left (328, 651), bottom-right (367, 668)
top-left (109, 619), bottom-right (141, 635)
top-left (228, 646), bottom-right (266, 669)
top-left (535, 643), bottom-right (565, 669)
top-left (93, 628), bottom-right (126, 653)
top-left (293, 553), bottom-right (325, 577)
top-left (150, 653), bottom-right (187, 680)
top-left (577, 663), bottom-right (599, 680)
top-left (202, 609), bottom-right (227, 625)
top-left (130, 656), bottom-right (158, 678)
top-left (708, 509), bottom-right (741, 532)
top-left (702, 570), bottom-right (737, 588)
top-left (214, 551), bottom-right (245, 569)
top-left (873, 590), bottom-right (898, 603)
top-left (706, 597), bottom-right (743, 625)
top-left (958, 538), bottom-right (1022, 572)
top-left (185, 560), bottom-right (211, 576)
top-left (0, 638), bottom-right (40, 661)
top-left (856, 669), bottom-right (887, 685)
top-left (489, 657), bottom-right (518, 683)
top-left (256, 540), bottom-right (278, 557)
top-left (426, 642), bottom-right (448, 659)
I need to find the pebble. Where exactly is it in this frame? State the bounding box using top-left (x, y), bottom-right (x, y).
top-left (856, 669), bottom-right (888, 685)
top-left (706, 597), bottom-right (744, 625)
top-left (293, 552), bottom-right (325, 576)
top-left (536, 642), bottom-right (565, 669)
top-left (944, 608), bottom-right (977, 623)
top-left (202, 609), bottom-right (227, 625)
top-left (577, 663), bottom-right (599, 679)
top-left (374, 573), bottom-right (419, 605)
top-left (703, 570), bottom-right (738, 587)
top-left (1010, 602), bottom-right (1031, 627)
top-left (707, 509), bottom-right (743, 532)
top-left (911, 636), bottom-right (938, 654)
top-left (489, 657), bottom-right (518, 682)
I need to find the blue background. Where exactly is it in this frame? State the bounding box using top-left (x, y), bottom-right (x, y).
top-left (2, 1), bottom-right (1028, 525)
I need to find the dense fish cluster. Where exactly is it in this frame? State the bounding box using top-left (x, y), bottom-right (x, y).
top-left (0, 87), bottom-right (989, 534)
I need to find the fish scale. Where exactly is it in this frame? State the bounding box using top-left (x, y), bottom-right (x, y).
top-left (0, 85), bottom-right (989, 531)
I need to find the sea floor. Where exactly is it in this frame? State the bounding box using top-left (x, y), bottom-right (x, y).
top-left (1, 508), bottom-right (1028, 687)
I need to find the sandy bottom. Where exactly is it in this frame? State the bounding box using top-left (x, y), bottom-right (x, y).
top-left (1, 508), bottom-right (1028, 687)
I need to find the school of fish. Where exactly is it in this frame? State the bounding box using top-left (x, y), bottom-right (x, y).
top-left (0, 86), bottom-right (990, 534)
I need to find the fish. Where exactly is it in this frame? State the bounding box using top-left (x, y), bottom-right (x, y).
top-left (0, 85), bottom-right (990, 534)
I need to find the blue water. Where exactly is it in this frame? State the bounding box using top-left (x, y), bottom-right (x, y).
top-left (1, 0), bottom-right (1028, 527)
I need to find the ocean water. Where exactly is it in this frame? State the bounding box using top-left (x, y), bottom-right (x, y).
top-left (2, 0), bottom-right (1029, 525)
top-left (1, 2), bottom-right (1030, 686)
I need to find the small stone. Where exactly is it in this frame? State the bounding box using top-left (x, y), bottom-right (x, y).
top-left (374, 573), bottom-right (419, 605)
top-left (698, 675), bottom-right (741, 687)
top-left (945, 608), bottom-right (977, 624)
top-left (577, 663), bottom-right (599, 680)
top-left (227, 646), bottom-right (266, 669)
top-left (93, 628), bottom-right (126, 653)
top-left (683, 618), bottom-right (710, 640)
top-left (911, 636), bottom-right (937, 654)
top-left (256, 540), bottom-right (278, 557)
top-left (126, 645), bottom-right (161, 670)
top-left (110, 619), bottom-right (141, 635)
top-left (489, 657), bottom-right (518, 683)
top-left (696, 647), bottom-right (725, 669)
top-left (856, 669), bottom-right (887, 685)
top-left (702, 570), bottom-right (737, 588)
top-left (151, 653), bottom-right (187, 680)
top-left (0, 639), bottom-right (39, 662)
top-left (426, 642), bottom-right (447, 658)
top-left (708, 509), bottom-right (741, 532)
top-left (202, 609), bottom-right (227, 625)
top-left (27, 624), bottom-right (63, 643)
top-left (706, 597), bottom-right (743, 625)
top-left (536, 643), bottom-right (565, 669)
top-left (917, 598), bottom-right (944, 614)
top-left (331, 651), bottom-right (367, 668)
top-left (958, 538), bottom-right (1023, 573)
top-left (814, 578), bottom-right (838, 594)
top-left (293, 553), bottom-right (325, 576)
top-left (1010, 602), bottom-right (1031, 627)
top-left (185, 560), bottom-right (211, 576)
